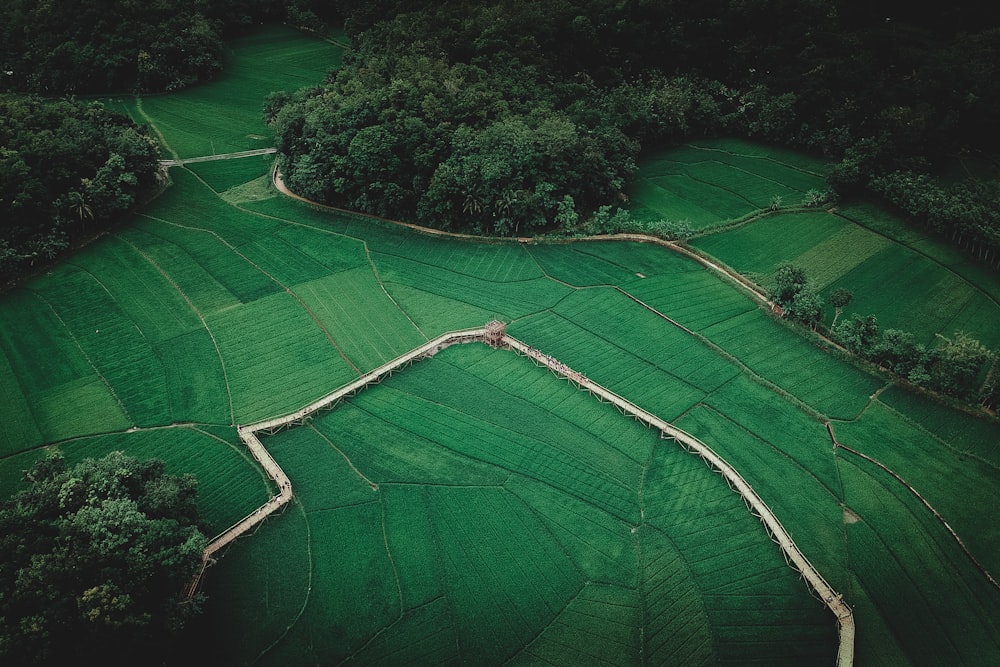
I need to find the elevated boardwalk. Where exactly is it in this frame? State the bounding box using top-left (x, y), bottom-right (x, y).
top-left (184, 328), bottom-right (486, 595)
top-left (184, 326), bottom-right (854, 665)
top-left (502, 334), bottom-right (855, 667)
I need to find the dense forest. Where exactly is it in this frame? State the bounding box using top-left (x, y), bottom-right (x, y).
top-left (0, 452), bottom-right (206, 666)
top-left (0, 0), bottom-right (342, 284)
top-left (0, 95), bottom-right (161, 281)
top-left (2, 0), bottom-right (999, 283)
top-left (270, 0), bottom-right (1000, 262)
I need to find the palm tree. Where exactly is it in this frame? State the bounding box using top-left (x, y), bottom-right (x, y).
top-left (67, 188), bottom-right (93, 224)
top-left (462, 191), bottom-right (482, 216)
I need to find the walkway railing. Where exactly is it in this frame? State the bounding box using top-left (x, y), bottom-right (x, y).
top-left (184, 328), bottom-right (486, 596)
top-left (184, 328), bottom-right (855, 665)
top-left (503, 334), bottom-right (855, 667)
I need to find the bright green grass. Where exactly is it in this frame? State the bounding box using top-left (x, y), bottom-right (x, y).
top-left (293, 266), bottom-right (427, 369)
top-left (689, 203), bottom-right (1000, 350)
top-left (525, 243), bottom-right (639, 286)
top-left (30, 265), bottom-right (171, 426)
top-left (700, 309), bottom-right (885, 419)
top-left (837, 200), bottom-right (1000, 304)
top-left (380, 282), bottom-right (497, 338)
top-left (205, 291), bottom-right (358, 422)
top-left (373, 253), bottom-right (571, 321)
top-left (878, 385), bottom-right (1000, 466)
top-left (228, 344), bottom-right (834, 665)
top-left (510, 309), bottom-right (710, 421)
top-left (833, 402), bottom-right (1000, 575)
top-left (838, 458), bottom-right (1000, 664)
top-left (623, 270), bottom-right (758, 331)
top-left (105, 26), bottom-right (345, 159)
top-left (627, 139), bottom-right (830, 229)
top-left (187, 154), bottom-right (274, 192)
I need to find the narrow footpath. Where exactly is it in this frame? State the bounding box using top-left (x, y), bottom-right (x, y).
top-left (183, 324), bottom-right (854, 666)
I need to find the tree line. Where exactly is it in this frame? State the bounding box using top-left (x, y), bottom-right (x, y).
top-left (0, 451), bottom-right (207, 666)
top-left (268, 0), bottom-right (1000, 264)
top-left (769, 263), bottom-right (998, 409)
top-left (0, 95), bottom-right (162, 283)
top-left (0, 0), bottom-right (345, 94)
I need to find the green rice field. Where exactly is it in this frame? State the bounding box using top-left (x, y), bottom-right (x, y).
top-left (0, 25), bottom-right (998, 667)
top-left (626, 138), bottom-right (830, 230)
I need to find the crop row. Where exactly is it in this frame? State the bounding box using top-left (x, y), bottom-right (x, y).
top-left (33, 265), bottom-right (172, 426)
top-left (294, 267), bottom-right (427, 371)
top-left (373, 252), bottom-right (571, 320)
top-left (554, 288), bottom-right (740, 393)
top-left (628, 175), bottom-right (732, 228)
top-left (834, 401), bottom-right (1000, 576)
top-left (379, 235), bottom-right (543, 283)
top-left (839, 459), bottom-right (1000, 664)
top-left (380, 281), bottom-right (493, 339)
top-left (702, 310), bottom-right (882, 419)
top-left (245, 343), bottom-right (840, 663)
top-left (353, 387), bottom-right (638, 520)
top-left (624, 271), bottom-right (758, 332)
top-left (509, 583), bottom-right (640, 666)
top-left (206, 291), bottom-right (358, 422)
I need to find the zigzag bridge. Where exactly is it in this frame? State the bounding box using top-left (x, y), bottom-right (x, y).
top-left (186, 321), bottom-right (855, 666)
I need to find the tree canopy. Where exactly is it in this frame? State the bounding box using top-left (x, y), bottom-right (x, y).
top-left (0, 451), bottom-right (207, 666)
top-left (0, 95), bottom-right (162, 282)
top-left (269, 0), bottom-right (1000, 254)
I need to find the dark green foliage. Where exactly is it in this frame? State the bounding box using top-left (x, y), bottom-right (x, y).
top-left (0, 451), bottom-right (207, 666)
top-left (279, 0), bottom-right (1000, 255)
top-left (833, 317), bottom-right (996, 402)
top-left (869, 172), bottom-right (1000, 268)
top-left (928, 331), bottom-right (995, 399)
top-left (833, 314), bottom-right (880, 356)
top-left (0, 95), bottom-right (160, 281)
top-left (769, 263), bottom-right (808, 309)
top-left (0, 0), bottom-right (290, 94)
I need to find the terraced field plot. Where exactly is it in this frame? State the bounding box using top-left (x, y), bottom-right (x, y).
top-left (626, 138), bottom-right (829, 230)
top-left (103, 25), bottom-right (345, 159)
top-left (200, 344), bottom-right (836, 665)
top-left (1, 25), bottom-right (998, 667)
top-left (692, 209), bottom-right (1000, 348)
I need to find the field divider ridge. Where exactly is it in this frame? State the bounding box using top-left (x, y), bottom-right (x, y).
top-left (184, 327), bottom-right (487, 597)
top-left (501, 333), bottom-right (855, 666)
top-left (827, 422), bottom-right (1000, 592)
top-left (184, 322), bottom-right (856, 667)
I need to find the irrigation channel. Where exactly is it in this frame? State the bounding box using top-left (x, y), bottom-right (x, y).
top-left (186, 321), bottom-right (855, 666)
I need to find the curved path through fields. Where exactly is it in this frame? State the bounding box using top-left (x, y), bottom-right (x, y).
top-left (186, 325), bottom-right (855, 665)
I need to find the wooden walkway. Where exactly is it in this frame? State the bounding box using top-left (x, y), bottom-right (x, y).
top-left (159, 147), bottom-right (278, 168)
top-left (503, 334), bottom-right (855, 667)
top-left (184, 327), bottom-right (854, 665)
top-left (184, 328), bottom-right (486, 596)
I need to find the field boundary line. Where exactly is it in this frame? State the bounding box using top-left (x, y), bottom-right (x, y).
top-left (502, 333), bottom-right (854, 666)
top-left (115, 234), bottom-right (236, 424)
top-left (184, 328), bottom-right (487, 595)
top-left (827, 422), bottom-right (1000, 593)
top-left (185, 324), bottom-right (855, 665)
top-left (27, 290), bottom-right (134, 426)
top-left (831, 208), bottom-right (1000, 311)
top-left (681, 143), bottom-right (828, 179)
top-left (133, 96), bottom-right (179, 162)
top-left (141, 212), bottom-right (363, 375)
